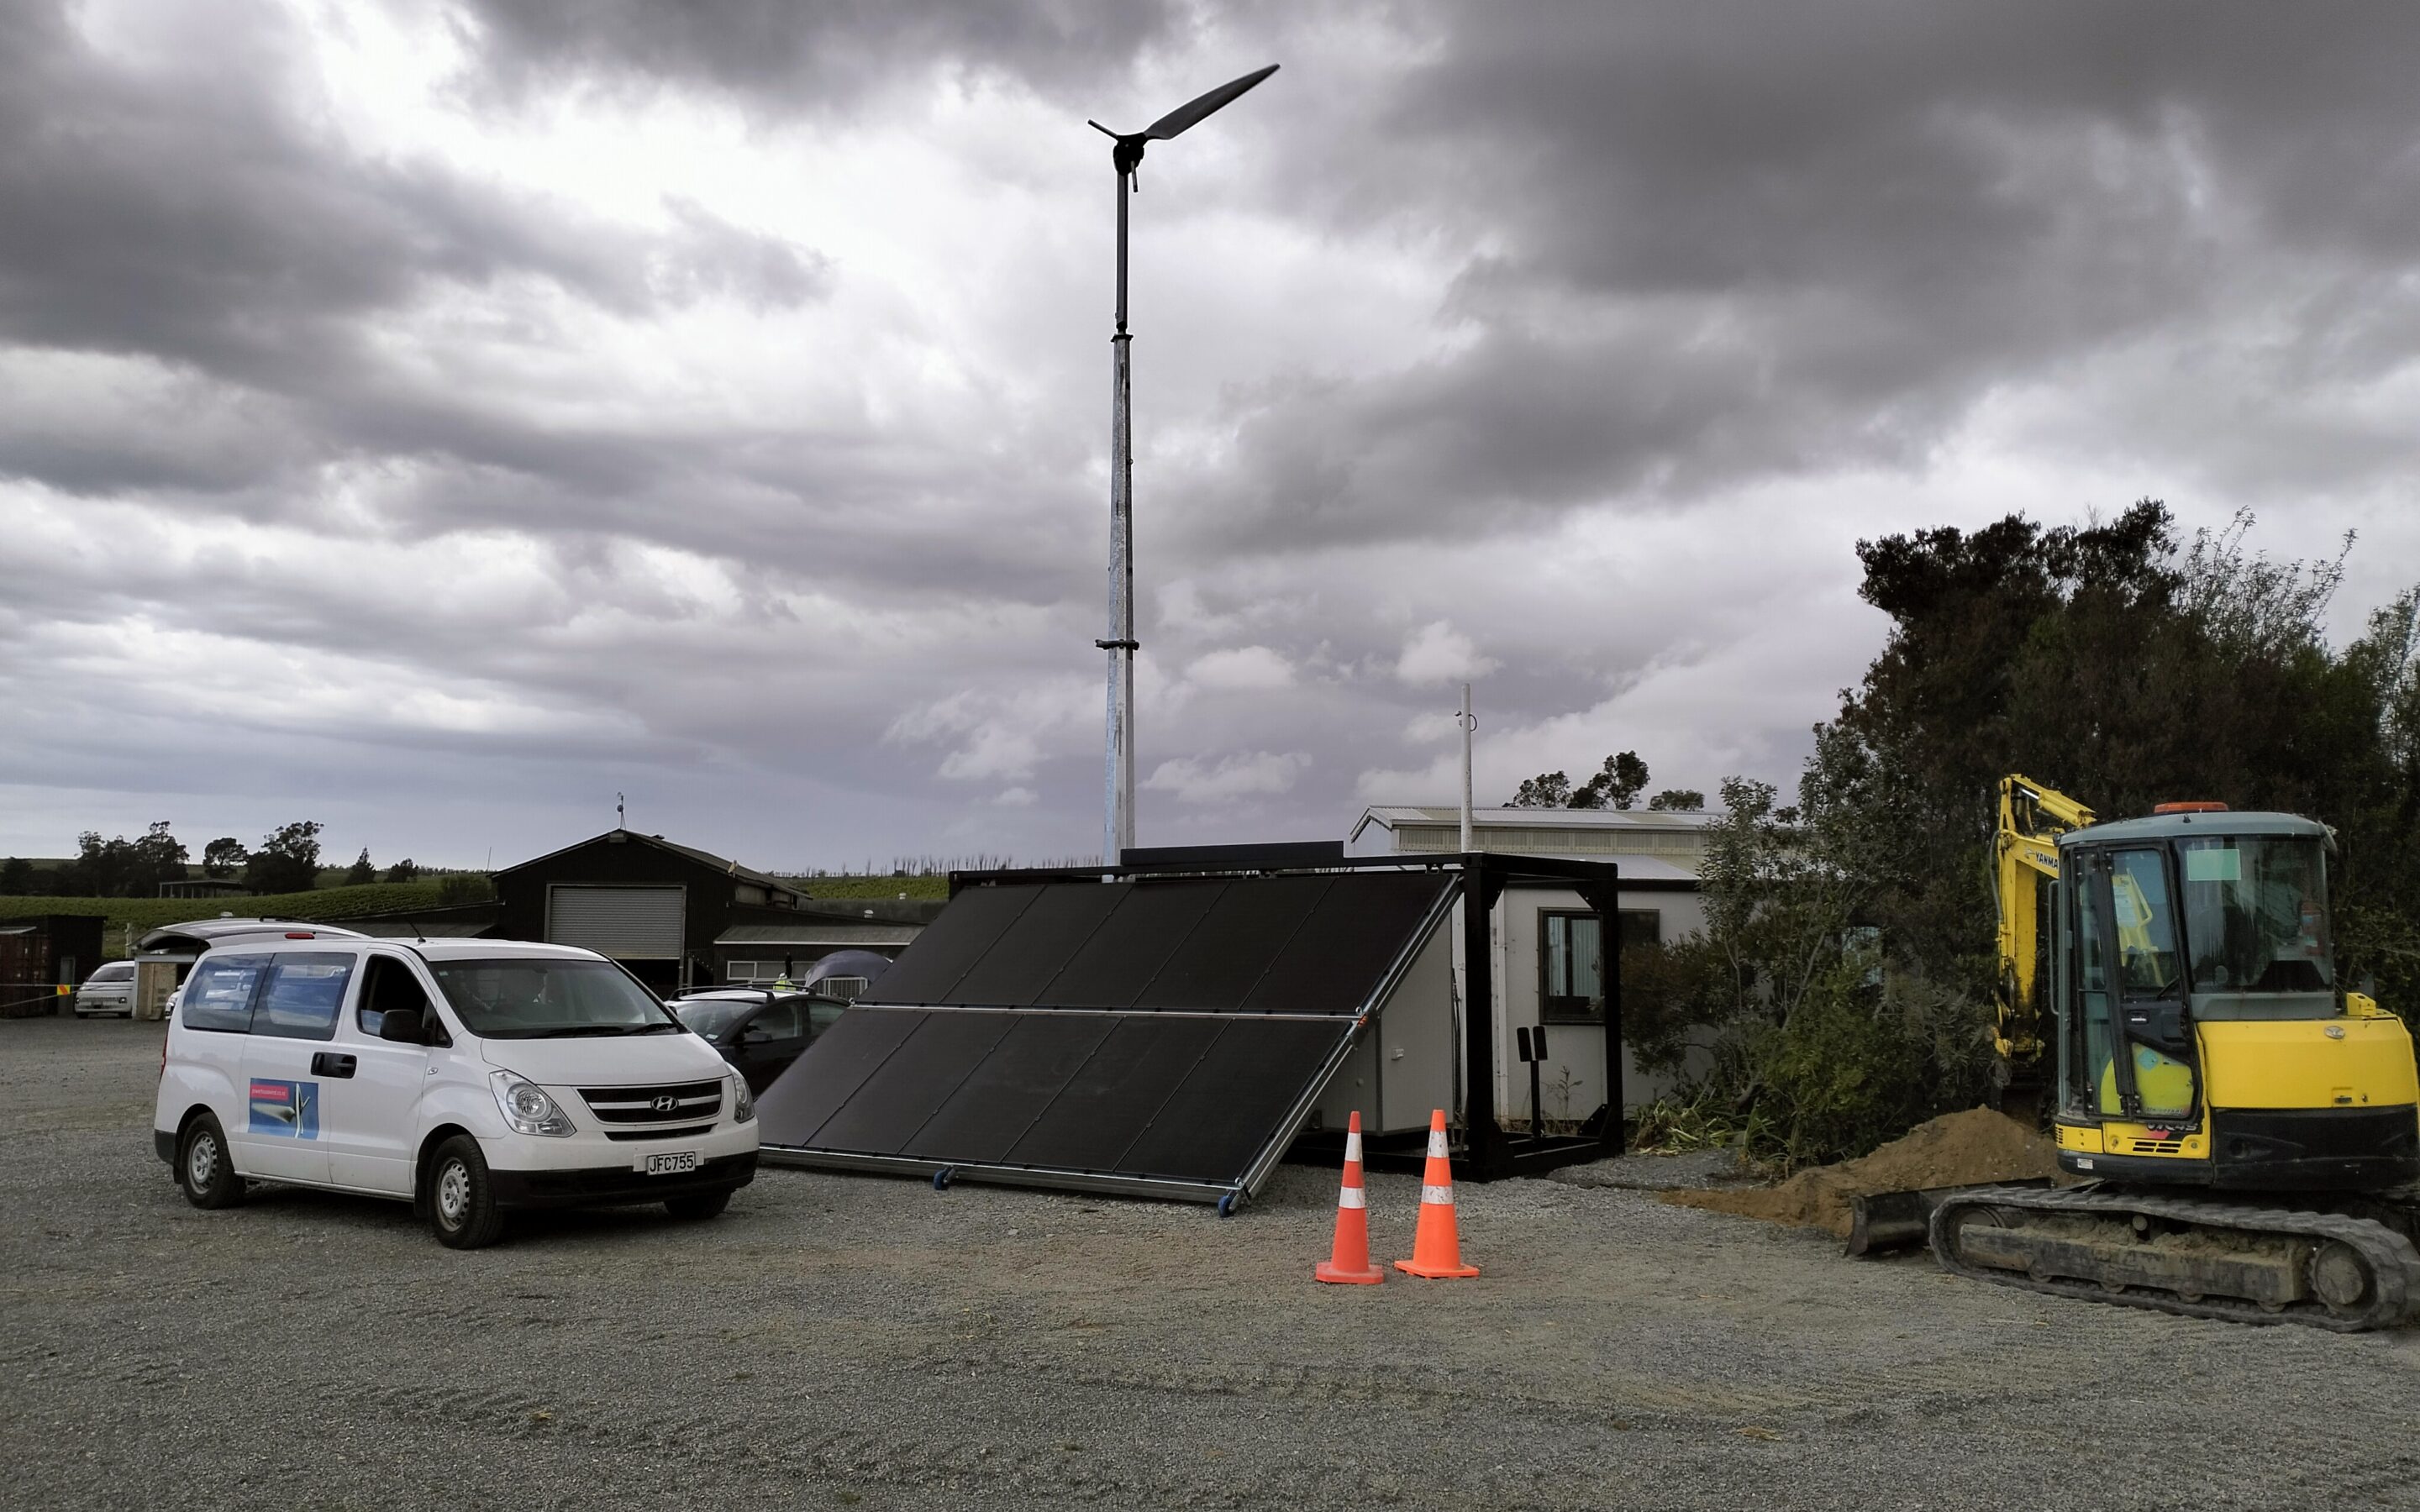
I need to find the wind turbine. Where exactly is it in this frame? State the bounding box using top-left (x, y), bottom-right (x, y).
top-left (1086, 63), bottom-right (1278, 866)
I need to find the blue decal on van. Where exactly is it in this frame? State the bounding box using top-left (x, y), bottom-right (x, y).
top-left (248, 1079), bottom-right (319, 1138)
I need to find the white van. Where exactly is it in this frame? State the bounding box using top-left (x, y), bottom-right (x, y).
top-left (75, 960), bottom-right (137, 1016)
top-left (152, 934), bottom-right (759, 1247)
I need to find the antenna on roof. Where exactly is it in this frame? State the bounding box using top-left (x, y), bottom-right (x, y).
top-left (1458, 682), bottom-right (1478, 853)
top-left (616, 791), bottom-right (626, 829)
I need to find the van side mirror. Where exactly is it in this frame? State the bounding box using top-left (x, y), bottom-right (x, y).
top-left (378, 1006), bottom-right (425, 1044)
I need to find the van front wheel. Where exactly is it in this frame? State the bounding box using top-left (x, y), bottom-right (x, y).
top-left (427, 1136), bottom-right (507, 1249)
top-left (177, 1113), bottom-right (245, 1209)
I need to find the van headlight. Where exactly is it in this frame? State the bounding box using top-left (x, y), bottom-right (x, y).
top-left (489, 1071), bottom-right (576, 1137)
top-left (729, 1072), bottom-right (755, 1125)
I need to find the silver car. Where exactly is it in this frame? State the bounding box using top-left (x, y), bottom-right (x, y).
top-left (74, 961), bottom-right (136, 1017)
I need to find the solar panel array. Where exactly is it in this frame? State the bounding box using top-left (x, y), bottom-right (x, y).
top-left (755, 871), bottom-right (1452, 1195)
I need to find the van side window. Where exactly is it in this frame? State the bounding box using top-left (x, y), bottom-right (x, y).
top-left (180, 956), bottom-right (268, 1033)
top-left (251, 953), bottom-right (358, 1042)
top-left (358, 955), bottom-right (433, 1037)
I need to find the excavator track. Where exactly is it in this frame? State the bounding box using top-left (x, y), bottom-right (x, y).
top-left (1930, 1184), bottom-right (2420, 1332)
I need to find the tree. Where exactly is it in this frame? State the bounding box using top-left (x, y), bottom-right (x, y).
top-left (1510, 771), bottom-right (1574, 808)
top-left (245, 822), bottom-right (324, 895)
top-left (0, 858), bottom-right (30, 895)
top-left (61, 822), bottom-right (187, 897)
top-left (202, 837), bottom-right (248, 879)
top-left (344, 848), bottom-right (376, 886)
top-left (1647, 788), bottom-right (1706, 811)
top-left (1570, 750), bottom-right (1650, 810)
top-left (383, 858), bottom-right (419, 884)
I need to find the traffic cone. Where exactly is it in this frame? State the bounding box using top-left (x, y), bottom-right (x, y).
top-left (1314, 1111), bottom-right (1384, 1284)
top-left (1395, 1109), bottom-right (1479, 1278)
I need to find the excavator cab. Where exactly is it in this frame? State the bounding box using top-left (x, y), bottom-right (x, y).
top-left (2050, 809), bottom-right (2419, 1189)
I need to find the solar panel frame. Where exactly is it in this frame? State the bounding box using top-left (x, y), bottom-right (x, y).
top-left (758, 867), bottom-right (1463, 1200)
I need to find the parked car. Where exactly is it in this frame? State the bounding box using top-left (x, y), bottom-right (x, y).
top-left (74, 960), bottom-right (137, 1017)
top-left (153, 937), bottom-right (758, 1247)
top-left (670, 988), bottom-right (847, 1092)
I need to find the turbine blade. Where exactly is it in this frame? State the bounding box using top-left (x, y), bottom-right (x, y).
top-left (1142, 64), bottom-right (1276, 141)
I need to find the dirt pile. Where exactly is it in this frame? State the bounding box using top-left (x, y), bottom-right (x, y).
top-left (1662, 1108), bottom-right (2059, 1238)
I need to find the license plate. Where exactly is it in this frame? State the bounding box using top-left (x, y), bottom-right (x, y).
top-left (641, 1151), bottom-right (700, 1176)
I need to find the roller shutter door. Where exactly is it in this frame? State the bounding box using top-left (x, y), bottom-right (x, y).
top-left (547, 885), bottom-right (684, 959)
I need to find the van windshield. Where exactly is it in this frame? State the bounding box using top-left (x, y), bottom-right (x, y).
top-left (427, 958), bottom-right (682, 1038)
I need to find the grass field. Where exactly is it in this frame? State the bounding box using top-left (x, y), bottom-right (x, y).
top-left (789, 874), bottom-right (950, 900)
top-left (0, 880), bottom-right (454, 959)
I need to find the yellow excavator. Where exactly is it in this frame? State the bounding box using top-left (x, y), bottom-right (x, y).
top-left (1927, 774), bottom-right (2420, 1329)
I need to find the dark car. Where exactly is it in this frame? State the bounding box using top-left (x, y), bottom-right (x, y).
top-left (670, 989), bottom-right (847, 1092)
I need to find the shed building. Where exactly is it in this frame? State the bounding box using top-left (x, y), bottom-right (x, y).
top-left (1349, 804), bottom-right (1714, 1119)
top-left (492, 829), bottom-right (810, 995)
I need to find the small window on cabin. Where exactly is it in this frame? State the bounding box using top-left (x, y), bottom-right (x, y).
top-left (1541, 911), bottom-right (1603, 1023)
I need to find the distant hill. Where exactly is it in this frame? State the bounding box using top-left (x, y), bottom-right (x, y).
top-left (0, 880), bottom-right (455, 958)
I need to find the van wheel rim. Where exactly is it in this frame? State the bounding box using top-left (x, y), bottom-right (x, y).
top-left (186, 1132), bottom-right (217, 1188)
top-left (436, 1162), bottom-right (471, 1225)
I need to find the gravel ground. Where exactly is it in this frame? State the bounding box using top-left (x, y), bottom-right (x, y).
top-left (7, 1014), bottom-right (2420, 1511)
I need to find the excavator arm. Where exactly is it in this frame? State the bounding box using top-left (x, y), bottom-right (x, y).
top-left (1993, 774), bottom-right (2094, 1065)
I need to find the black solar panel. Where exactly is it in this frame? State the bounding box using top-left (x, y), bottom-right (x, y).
top-left (759, 870), bottom-right (1448, 1199)
top-left (940, 881), bottom-right (1125, 1005)
top-left (901, 1013), bottom-right (1120, 1163)
top-left (1115, 1017), bottom-right (1353, 1182)
top-left (808, 1010), bottom-right (1016, 1154)
top-left (1036, 878), bottom-right (1228, 1009)
top-left (750, 1006), bottom-right (924, 1146)
top-left (1128, 874), bottom-right (1333, 1011)
top-left (1001, 1015), bottom-right (1227, 1172)
top-left (858, 885), bottom-right (1040, 1005)
top-left (1241, 872), bottom-right (1449, 1014)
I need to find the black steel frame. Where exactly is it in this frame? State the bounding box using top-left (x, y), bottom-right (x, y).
top-left (944, 850), bottom-right (1624, 1183)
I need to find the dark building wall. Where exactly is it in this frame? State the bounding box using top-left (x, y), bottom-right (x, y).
top-left (495, 833), bottom-right (783, 992)
top-left (0, 915), bottom-right (107, 989)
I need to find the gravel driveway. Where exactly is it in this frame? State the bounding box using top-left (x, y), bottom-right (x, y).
top-left (6, 1015), bottom-right (2417, 1510)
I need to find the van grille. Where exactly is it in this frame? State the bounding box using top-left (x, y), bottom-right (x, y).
top-left (605, 1123), bottom-right (717, 1142)
top-left (578, 1079), bottom-right (722, 1125)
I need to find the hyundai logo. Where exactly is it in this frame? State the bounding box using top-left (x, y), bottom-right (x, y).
top-left (651, 1094), bottom-right (678, 1113)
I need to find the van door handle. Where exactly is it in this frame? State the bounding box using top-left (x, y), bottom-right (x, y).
top-left (312, 1053), bottom-right (357, 1079)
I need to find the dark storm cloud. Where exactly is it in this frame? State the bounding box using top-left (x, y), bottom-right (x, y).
top-left (1181, 0), bottom-right (2420, 553)
top-left (0, 1), bottom-right (830, 505)
top-left (457, 0), bottom-right (1181, 112)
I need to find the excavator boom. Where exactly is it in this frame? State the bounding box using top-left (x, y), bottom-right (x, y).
top-left (1991, 774), bottom-right (2093, 1065)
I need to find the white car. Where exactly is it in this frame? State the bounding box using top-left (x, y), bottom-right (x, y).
top-left (75, 961), bottom-right (136, 1017)
top-left (152, 935), bottom-right (758, 1247)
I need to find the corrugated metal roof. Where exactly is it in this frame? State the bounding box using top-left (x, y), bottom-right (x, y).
top-left (715, 922), bottom-right (923, 947)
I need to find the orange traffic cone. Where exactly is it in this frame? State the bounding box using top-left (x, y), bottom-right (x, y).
top-left (1314, 1111), bottom-right (1384, 1284)
top-left (1395, 1109), bottom-right (1479, 1278)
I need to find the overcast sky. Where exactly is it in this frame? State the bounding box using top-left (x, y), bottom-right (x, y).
top-left (5, 1), bottom-right (2418, 874)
